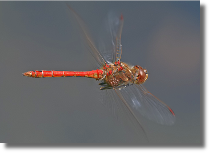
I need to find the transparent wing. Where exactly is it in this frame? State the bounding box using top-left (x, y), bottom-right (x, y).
top-left (117, 84), bottom-right (175, 125)
top-left (66, 4), bottom-right (106, 67)
top-left (98, 12), bottom-right (124, 64)
top-left (98, 88), bottom-right (148, 140)
top-left (109, 13), bottom-right (123, 62)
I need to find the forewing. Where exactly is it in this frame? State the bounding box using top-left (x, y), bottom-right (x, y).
top-left (118, 84), bottom-right (175, 125)
top-left (98, 12), bottom-right (124, 64)
top-left (110, 13), bottom-right (124, 62)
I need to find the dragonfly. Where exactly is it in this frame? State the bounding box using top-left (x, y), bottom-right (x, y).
top-left (23, 5), bottom-right (175, 134)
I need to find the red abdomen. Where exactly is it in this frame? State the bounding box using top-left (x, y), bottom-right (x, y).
top-left (23, 70), bottom-right (103, 80)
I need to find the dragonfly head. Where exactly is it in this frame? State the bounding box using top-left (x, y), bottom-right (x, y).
top-left (133, 65), bottom-right (148, 84)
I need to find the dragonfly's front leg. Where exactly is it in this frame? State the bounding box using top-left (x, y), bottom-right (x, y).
top-left (99, 82), bottom-right (112, 90)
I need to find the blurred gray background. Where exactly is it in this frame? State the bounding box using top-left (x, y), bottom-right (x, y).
top-left (0, 1), bottom-right (200, 145)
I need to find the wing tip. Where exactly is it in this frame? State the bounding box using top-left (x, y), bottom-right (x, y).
top-left (120, 13), bottom-right (123, 20)
top-left (169, 108), bottom-right (175, 116)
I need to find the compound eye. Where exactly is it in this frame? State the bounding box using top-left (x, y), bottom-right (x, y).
top-left (144, 69), bottom-right (147, 74)
top-left (139, 68), bottom-right (146, 78)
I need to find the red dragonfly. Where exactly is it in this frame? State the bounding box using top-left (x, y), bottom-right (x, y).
top-left (23, 6), bottom-right (175, 132)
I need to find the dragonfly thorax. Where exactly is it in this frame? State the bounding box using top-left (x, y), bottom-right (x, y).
top-left (99, 62), bottom-right (148, 90)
